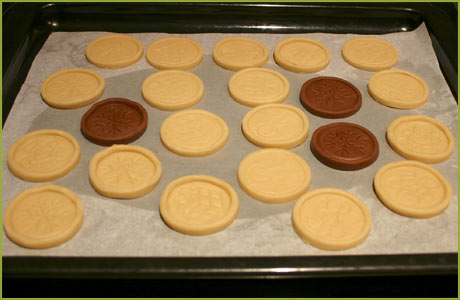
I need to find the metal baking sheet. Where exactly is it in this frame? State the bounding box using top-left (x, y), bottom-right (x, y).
top-left (2, 24), bottom-right (458, 257)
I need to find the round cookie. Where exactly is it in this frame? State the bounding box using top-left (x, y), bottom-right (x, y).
top-left (374, 160), bottom-right (452, 218)
top-left (228, 67), bottom-right (290, 107)
top-left (238, 148), bottom-right (311, 203)
top-left (242, 103), bottom-right (309, 149)
top-left (274, 37), bottom-right (330, 73)
top-left (213, 37), bottom-right (269, 71)
top-left (300, 76), bottom-right (362, 118)
top-left (368, 69), bottom-right (429, 109)
top-left (342, 37), bottom-right (398, 71)
top-left (89, 145), bottom-right (162, 199)
top-left (81, 98), bottom-right (148, 146)
top-left (292, 188), bottom-right (371, 250)
top-left (86, 34), bottom-right (144, 69)
top-left (4, 184), bottom-right (84, 249)
top-left (311, 122), bottom-right (379, 171)
top-left (7, 129), bottom-right (80, 182)
top-left (145, 37), bottom-right (203, 70)
top-left (386, 115), bottom-right (454, 163)
top-left (142, 70), bottom-right (204, 110)
top-left (160, 109), bottom-right (229, 157)
top-left (41, 68), bottom-right (105, 108)
top-left (160, 175), bottom-right (239, 235)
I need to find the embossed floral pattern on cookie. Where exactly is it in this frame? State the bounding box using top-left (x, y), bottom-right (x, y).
top-left (89, 145), bottom-right (162, 199)
top-left (4, 184), bottom-right (84, 249)
top-left (311, 122), bottom-right (379, 170)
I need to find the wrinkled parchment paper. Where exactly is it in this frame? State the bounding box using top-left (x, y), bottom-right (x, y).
top-left (2, 23), bottom-right (457, 256)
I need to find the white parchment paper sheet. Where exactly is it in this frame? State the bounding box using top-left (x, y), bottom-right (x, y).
top-left (2, 23), bottom-right (458, 256)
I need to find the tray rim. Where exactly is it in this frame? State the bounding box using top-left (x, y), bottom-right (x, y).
top-left (2, 2), bottom-right (458, 279)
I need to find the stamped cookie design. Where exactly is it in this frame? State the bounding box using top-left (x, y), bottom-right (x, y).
top-left (342, 37), bottom-right (398, 71)
top-left (374, 160), bottom-right (452, 218)
top-left (41, 68), bottom-right (105, 108)
top-left (228, 68), bottom-right (290, 107)
top-left (86, 34), bottom-right (144, 69)
top-left (8, 129), bottom-right (80, 182)
top-left (386, 115), bottom-right (454, 163)
top-left (142, 70), bottom-right (204, 110)
top-left (160, 175), bottom-right (239, 235)
top-left (292, 188), bottom-right (371, 250)
top-left (160, 109), bottom-right (229, 157)
top-left (238, 148), bottom-right (311, 203)
top-left (89, 145), bottom-right (162, 199)
top-left (368, 69), bottom-right (429, 109)
top-left (242, 104), bottom-right (309, 149)
top-left (146, 37), bottom-right (204, 70)
top-left (274, 37), bottom-right (330, 73)
top-left (311, 122), bottom-right (379, 171)
top-left (81, 98), bottom-right (148, 146)
top-left (300, 76), bottom-right (362, 118)
top-left (3, 184), bottom-right (84, 249)
top-left (213, 37), bottom-right (269, 71)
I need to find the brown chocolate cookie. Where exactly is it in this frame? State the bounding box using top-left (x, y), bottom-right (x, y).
top-left (311, 122), bottom-right (379, 170)
top-left (300, 77), bottom-right (361, 118)
top-left (81, 98), bottom-right (148, 146)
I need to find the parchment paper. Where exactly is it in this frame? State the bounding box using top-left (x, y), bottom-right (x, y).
top-left (2, 23), bottom-right (458, 257)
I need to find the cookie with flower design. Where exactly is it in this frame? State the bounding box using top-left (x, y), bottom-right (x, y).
top-left (310, 122), bottom-right (379, 170)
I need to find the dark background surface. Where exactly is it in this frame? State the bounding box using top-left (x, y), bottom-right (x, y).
top-left (2, 2), bottom-right (458, 297)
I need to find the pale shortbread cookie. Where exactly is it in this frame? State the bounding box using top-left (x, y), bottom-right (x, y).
top-left (274, 37), bottom-right (330, 73)
top-left (160, 109), bottom-right (229, 157)
top-left (374, 160), bottom-right (452, 218)
top-left (292, 188), bottom-right (371, 250)
top-left (160, 175), bottom-right (239, 235)
top-left (228, 68), bottom-right (290, 107)
top-left (86, 34), bottom-right (144, 69)
top-left (89, 145), bottom-right (162, 199)
top-left (342, 37), bottom-right (398, 71)
top-left (142, 70), bottom-right (204, 110)
top-left (145, 37), bottom-right (203, 70)
top-left (213, 37), bottom-right (269, 71)
top-left (4, 184), bottom-right (84, 249)
top-left (387, 115), bottom-right (454, 163)
top-left (238, 148), bottom-right (311, 203)
top-left (7, 129), bottom-right (80, 182)
top-left (41, 68), bottom-right (105, 108)
top-left (242, 103), bottom-right (309, 149)
top-left (368, 69), bottom-right (429, 109)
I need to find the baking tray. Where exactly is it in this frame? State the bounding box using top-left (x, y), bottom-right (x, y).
top-left (2, 2), bottom-right (458, 291)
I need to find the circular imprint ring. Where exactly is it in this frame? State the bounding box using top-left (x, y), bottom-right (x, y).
top-left (86, 34), bottom-right (144, 69)
top-left (81, 98), bottom-right (148, 146)
top-left (141, 70), bottom-right (204, 110)
top-left (342, 37), bottom-right (398, 71)
top-left (238, 148), bottom-right (311, 203)
top-left (4, 184), bottom-right (84, 249)
top-left (274, 37), bottom-right (330, 73)
top-left (213, 37), bottom-right (269, 71)
top-left (368, 69), bottom-right (429, 109)
top-left (41, 68), bottom-right (105, 108)
top-left (311, 122), bottom-right (379, 170)
top-left (89, 145), bottom-right (162, 199)
top-left (160, 109), bottom-right (229, 157)
top-left (374, 160), bottom-right (452, 218)
top-left (160, 175), bottom-right (239, 235)
top-left (386, 115), bottom-right (454, 163)
top-left (300, 76), bottom-right (362, 118)
top-left (242, 103), bottom-right (309, 149)
top-left (145, 37), bottom-right (204, 70)
top-left (7, 129), bottom-right (80, 182)
top-left (292, 188), bottom-right (371, 250)
top-left (228, 67), bottom-right (290, 107)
